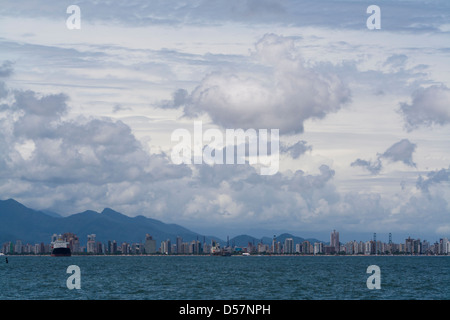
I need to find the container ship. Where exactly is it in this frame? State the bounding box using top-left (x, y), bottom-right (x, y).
top-left (51, 235), bottom-right (71, 257)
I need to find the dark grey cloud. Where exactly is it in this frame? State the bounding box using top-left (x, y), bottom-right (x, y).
top-left (380, 139), bottom-right (416, 167)
top-left (12, 90), bottom-right (68, 117)
top-left (11, 90), bottom-right (69, 139)
top-left (0, 81), bottom-right (8, 99)
top-left (351, 158), bottom-right (382, 175)
top-left (0, 61), bottom-right (14, 77)
top-left (351, 139), bottom-right (416, 175)
top-left (416, 167), bottom-right (450, 192)
top-left (159, 88), bottom-right (190, 110)
top-left (399, 85), bottom-right (450, 131)
top-left (280, 140), bottom-right (312, 159)
top-left (112, 104), bottom-right (133, 113)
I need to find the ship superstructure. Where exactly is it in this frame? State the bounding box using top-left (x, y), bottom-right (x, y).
top-left (51, 234), bottom-right (71, 257)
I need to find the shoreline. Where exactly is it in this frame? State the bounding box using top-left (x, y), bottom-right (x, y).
top-left (3, 253), bottom-right (448, 257)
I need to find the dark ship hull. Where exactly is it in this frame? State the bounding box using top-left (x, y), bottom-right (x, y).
top-left (51, 247), bottom-right (71, 257)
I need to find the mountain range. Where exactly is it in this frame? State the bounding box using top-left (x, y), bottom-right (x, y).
top-left (0, 198), bottom-right (321, 248)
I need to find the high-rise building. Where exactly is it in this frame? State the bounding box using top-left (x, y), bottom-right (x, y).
top-left (284, 238), bottom-right (294, 254)
top-left (258, 243), bottom-right (269, 253)
top-left (121, 242), bottom-right (129, 254)
top-left (111, 240), bottom-right (117, 254)
top-left (87, 234), bottom-right (96, 253)
top-left (63, 232), bottom-right (80, 253)
top-left (314, 242), bottom-right (323, 255)
top-left (160, 239), bottom-right (171, 254)
top-left (405, 237), bottom-right (414, 254)
top-left (330, 230), bottom-right (339, 253)
top-left (302, 240), bottom-right (311, 254)
top-left (373, 233), bottom-right (377, 254)
top-left (413, 239), bottom-right (421, 254)
top-left (271, 235), bottom-right (277, 254)
top-left (176, 236), bottom-right (183, 254)
top-left (190, 240), bottom-right (201, 254)
top-left (144, 234), bottom-right (156, 254)
top-left (15, 240), bottom-right (23, 254)
top-left (439, 238), bottom-right (449, 255)
top-left (365, 241), bottom-right (372, 255)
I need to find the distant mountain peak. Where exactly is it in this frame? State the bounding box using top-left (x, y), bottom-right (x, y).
top-left (101, 207), bottom-right (122, 214)
top-left (0, 198), bottom-right (323, 246)
top-left (2, 198), bottom-right (24, 206)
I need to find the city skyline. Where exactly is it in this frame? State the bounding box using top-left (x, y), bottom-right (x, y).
top-left (2, 229), bottom-right (449, 256)
top-left (0, 197), bottom-right (448, 248)
top-left (0, 1), bottom-right (450, 241)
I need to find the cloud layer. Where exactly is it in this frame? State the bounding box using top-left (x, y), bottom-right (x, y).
top-left (0, 78), bottom-right (191, 210)
top-left (1, 0), bottom-right (450, 241)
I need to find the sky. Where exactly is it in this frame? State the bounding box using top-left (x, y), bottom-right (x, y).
top-left (0, 0), bottom-right (450, 243)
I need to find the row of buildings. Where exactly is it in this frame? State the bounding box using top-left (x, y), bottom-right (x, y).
top-left (278, 234), bottom-right (450, 256)
top-left (1, 230), bottom-right (450, 255)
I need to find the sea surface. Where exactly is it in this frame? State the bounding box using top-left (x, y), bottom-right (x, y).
top-left (0, 255), bottom-right (448, 300)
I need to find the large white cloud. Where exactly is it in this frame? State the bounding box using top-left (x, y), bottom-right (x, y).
top-left (168, 34), bottom-right (351, 134)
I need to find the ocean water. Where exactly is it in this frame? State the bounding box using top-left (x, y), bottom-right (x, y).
top-left (0, 255), bottom-right (448, 300)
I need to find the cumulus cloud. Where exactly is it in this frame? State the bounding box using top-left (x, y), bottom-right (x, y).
top-left (399, 85), bottom-right (450, 130)
top-left (416, 167), bottom-right (450, 192)
top-left (0, 0), bottom-right (449, 240)
top-left (351, 139), bottom-right (416, 174)
top-left (0, 75), bottom-right (446, 237)
top-left (179, 162), bottom-right (339, 227)
top-left (0, 67), bottom-right (339, 222)
top-left (10, 90), bottom-right (69, 139)
top-left (162, 34), bottom-right (350, 134)
top-left (0, 80), bottom-right (191, 212)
